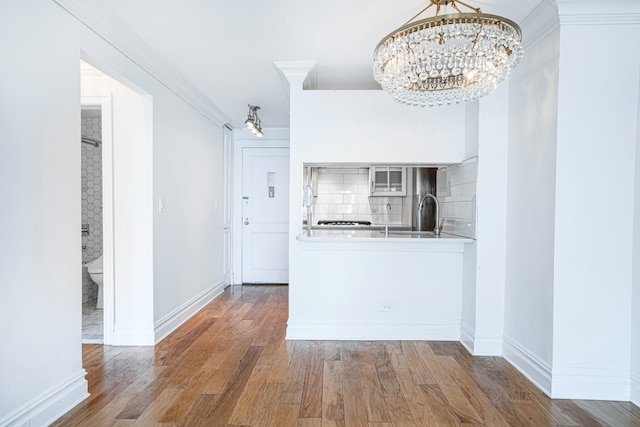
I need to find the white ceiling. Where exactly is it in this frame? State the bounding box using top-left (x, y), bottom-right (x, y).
top-left (85, 0), bottom-right (542, 128)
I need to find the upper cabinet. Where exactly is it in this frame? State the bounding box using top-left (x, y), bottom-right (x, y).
top-left (370, 166), bottom-right (406, 196)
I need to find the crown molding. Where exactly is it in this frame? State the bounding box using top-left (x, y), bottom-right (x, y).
top-left (273, 61), bottom-right (317, 94)
top-left (54, 0), bottom-right (231, 126)
top-left (520, 0), bottom-right (560, 50)
top-left (559, 13), bottom-right (640, 25)
top-left (556, 0), bottom-right (640, 25)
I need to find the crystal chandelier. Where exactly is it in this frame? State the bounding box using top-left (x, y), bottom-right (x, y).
top-left (244, 105), bottom-right (264, 137)
top-left (373, 0), bottom-right (523, 107)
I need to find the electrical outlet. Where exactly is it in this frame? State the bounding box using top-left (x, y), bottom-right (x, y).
top-left (379, 302), bottom-right (394, 312)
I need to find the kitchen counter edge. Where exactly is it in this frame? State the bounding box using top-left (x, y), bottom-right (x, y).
top-left (296, 230), bottom-right (474, 242)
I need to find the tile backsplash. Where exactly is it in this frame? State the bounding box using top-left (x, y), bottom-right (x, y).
top-left (438, 157), bottom-right (477, 239)
top-left (310, 167), bottom-right (410, 225)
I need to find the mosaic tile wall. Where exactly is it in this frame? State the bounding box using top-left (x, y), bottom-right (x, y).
top-left (81, 113), bottom-right (102, 303)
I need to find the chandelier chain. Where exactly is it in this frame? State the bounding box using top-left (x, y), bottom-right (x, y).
top-left (403, 0), bottom-right (481, 27)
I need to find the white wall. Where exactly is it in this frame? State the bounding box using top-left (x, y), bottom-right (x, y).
top-left (0, 0), bottom-right (225, 424)
top-left (502, 15), bottom-right (560, 394)
top-left (472, 84), bottom-right (510, 356)
top-left (152, 83), bottom-right (225, 329)
top-left (460, 102), bottom-right (479, 351)
top-left (632, 70), bottom-right (640, 406)
top-left (552, 17), bottom-right (640, 400)
top-left (292, 90), bottom-right (465, 165)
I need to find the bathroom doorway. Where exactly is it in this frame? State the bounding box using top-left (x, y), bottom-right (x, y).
top-left (80, 58), bottom-right (155, 346)
top-left (81, 105), bottom-right (104, 343)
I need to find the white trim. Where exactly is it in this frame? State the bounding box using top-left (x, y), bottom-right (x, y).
top-left (520, 0), bottom-right (560, 50)
top-left (631, 371), bottom-right (640, 406)
top-left (0, 370), bottom-right (88, 427)
top-left (503, 335), bottom-right (553, 396)
top-left (460, 323), bottom-right (503, 356)
top-left (54, 0), bottom-right (229, 126)
top-left (460, 322), bottom-right (475, 353)
top-left (111, 327), bottom-right (155, 346)
top-left (551, 367), bottom-right (631, 401)
top-left (286, 321), bottom-right (460, 341)
top-left (470, 336), bottom-right (502, 356)
top-left (154, 280), bottom-right (226, 343)
top-left (273, 61), bottom-right (317, 94)
top-left (559, 13), bottom-right (640, 25)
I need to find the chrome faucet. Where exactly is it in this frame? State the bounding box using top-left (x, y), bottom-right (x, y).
top-left (418, 194), bottom-right (442, 236)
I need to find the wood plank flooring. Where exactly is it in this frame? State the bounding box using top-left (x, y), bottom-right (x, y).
top-left (52, 285), bottom-right (640, 426)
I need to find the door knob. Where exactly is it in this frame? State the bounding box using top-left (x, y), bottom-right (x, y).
top-left (244, 219), bottom-right (250, 225)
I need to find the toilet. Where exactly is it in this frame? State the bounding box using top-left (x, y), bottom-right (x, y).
top-left (86, 255), bottom-right (104, 309)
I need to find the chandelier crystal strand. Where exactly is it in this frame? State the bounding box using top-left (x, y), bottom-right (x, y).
top-left (373, 1), bottom-right (523, 107)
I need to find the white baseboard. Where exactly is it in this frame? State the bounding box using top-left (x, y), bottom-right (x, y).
top-left (632, 372), bottom-right (640, 407)
top-left (460, 322), bottom-right (475, 353)
top-left (503, 335), bottom-right (552, 396)
top-left (286, 321), bottom-right (460, 341)
top-left (112, 326), bottom-right (155, 346)
top-left (459, 323), bottom-right (502, 356)
top-left (0, 370), bottom-right (88, 427)
top-left (154, 280), bottom-right (226, 343)
top-left (551, 367), bottom-right (630, 401)
top-left (471, 336), bottom-right (502, 356)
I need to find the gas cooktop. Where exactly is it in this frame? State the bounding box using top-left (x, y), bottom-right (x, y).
top-left (316, 220), bottom-right (372, 226)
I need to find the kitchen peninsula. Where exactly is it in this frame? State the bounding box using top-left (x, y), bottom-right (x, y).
top-left (287, 164), bottom-right (475, 342)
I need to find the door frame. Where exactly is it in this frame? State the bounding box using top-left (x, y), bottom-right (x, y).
top-left (232, 129), bottom-right (289, 285)
top-left (222, 125), bottom-right (233, 286)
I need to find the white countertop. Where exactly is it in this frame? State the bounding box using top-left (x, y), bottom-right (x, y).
top-left (297, 228), bottom-right (473, 242)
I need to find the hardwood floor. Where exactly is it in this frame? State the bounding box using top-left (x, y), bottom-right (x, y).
top-left (52, 285), bottom-right (640, 426)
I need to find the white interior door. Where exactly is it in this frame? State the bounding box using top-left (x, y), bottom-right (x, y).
top-left (242, 147), bottom-right (290, 283)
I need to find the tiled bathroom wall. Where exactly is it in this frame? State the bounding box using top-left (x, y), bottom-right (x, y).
top-left (438, 157), bottom-right (477, 239)
top-left (81, 112), bottom-right (102, 302)
top-left (311, 167), bottom-right (410, 225)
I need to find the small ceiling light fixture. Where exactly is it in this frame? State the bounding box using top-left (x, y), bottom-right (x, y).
top-left (373, 0), bottom-right (523, 107)
top-left (244, 105), bottom-right (264, 137)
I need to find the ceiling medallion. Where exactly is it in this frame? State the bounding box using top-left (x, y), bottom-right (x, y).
top-left (373, 0), bottom-right (523, 107)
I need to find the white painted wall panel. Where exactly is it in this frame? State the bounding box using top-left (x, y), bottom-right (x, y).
top-left (632, 71), bottom-right (640, 406)
top-left (293, 90), bottom-right (465, 164)
top-left (152, 88), bottom-right (224, 322)
top-left (288, 240), bottom-right (465, 340)
top-left (503, 20), bottom-right (560, 393)
top-left (552, 21), bottom-right (640, 400)
top-left (473, 84), bottom-right (509, 355)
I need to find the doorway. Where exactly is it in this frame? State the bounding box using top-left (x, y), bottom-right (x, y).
top-left (81, 59), bottom-right (155, 345)
top-left (80, 105), bottom-right (106, 343)
top-left (241, 147), bottom-right (290, 283)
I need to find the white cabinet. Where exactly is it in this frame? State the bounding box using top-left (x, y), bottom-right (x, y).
top-left (369, 166), bottom-right (406, 196)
